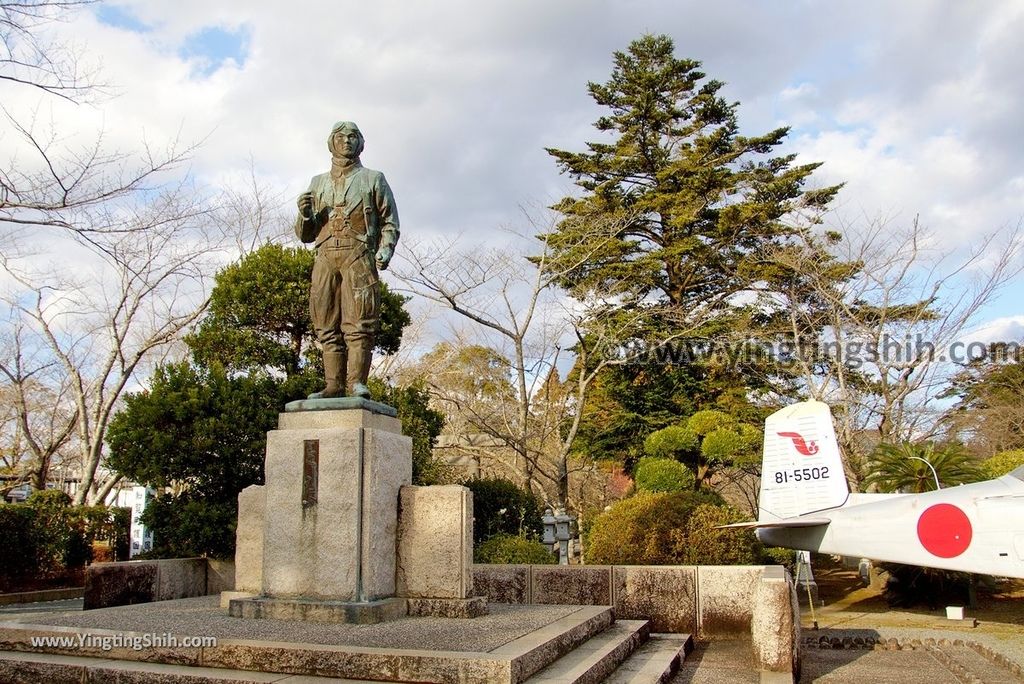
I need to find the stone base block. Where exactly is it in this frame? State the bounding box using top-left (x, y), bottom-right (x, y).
top-left (219, 590), bottom-right (257, 609)
top-left (752, 566), bottom-right (800, 675)
top-left (406, 596), bottom-right (488, 618)
top-left (260, 414), bottom-right (412, 601)
top-left (228, 596), bottom-right (407, 624)
top-left (397, 485), bottom-right (473, 599)
top-left (206, 559), bottom-right (236, 595)
top-left (233, 485), bottom-right (265, 593)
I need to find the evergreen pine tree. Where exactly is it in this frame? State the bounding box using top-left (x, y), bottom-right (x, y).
top-left (543, 34), bottom-right (841, 335)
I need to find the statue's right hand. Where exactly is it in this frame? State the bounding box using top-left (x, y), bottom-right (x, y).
top-left (297, 192), bottom-right (314, 218)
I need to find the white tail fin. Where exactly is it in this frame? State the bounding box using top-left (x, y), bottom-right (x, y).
top-left (758, 400), bottom-right (849, 522)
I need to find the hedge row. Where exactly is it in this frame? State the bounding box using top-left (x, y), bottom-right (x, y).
top-left (0, 490), bottom-right (130, 592)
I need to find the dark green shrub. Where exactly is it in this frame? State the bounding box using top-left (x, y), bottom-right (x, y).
top-left (110, 507), bottom-right (131, 561)
top-left (62, 517), bottom-right (91, 568)
top-left (25, 489), bottom-right (72, 508)
top-left (0, 504), bottom-right (41, 590)
top-left (25, 489), bottom-right (76, 575)
top-left (0, 497), bottom-right (127, 590)
top-left (683, 504), bottom-right (761, 565)
top-left (474, 534), bottom-right (556, 564)
top-left (139, 495), bottom-right (237, 559)
top-left (586, 489), bottom-right (766, 565)
top-left (633, 456), bottom-right (694, 492)
top-left (761, 546), bottom-right (797, 573)
top-left (463, 478), bottom-right (544, 545)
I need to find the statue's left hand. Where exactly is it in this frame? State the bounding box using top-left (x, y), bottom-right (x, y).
top-left (375, 245), bottom-right (394, 270)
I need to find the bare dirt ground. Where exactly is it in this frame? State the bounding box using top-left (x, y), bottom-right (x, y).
top-left (797, 557), bottom-right (1024, 682)
top-left (804, 559), bottom-right (1024, 636)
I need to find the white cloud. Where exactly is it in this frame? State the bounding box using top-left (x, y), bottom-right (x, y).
top-left (965, 316), bottom-right (1024, 345)
top-left (780, 82), bottom-right (817, 101)
top-left (4, 0), bottom-right (1023, 355)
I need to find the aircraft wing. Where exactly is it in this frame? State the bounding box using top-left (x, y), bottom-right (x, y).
top-left (719, 517), bottom-right (831, 529)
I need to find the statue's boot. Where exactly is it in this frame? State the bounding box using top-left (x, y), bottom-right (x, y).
top-left (309, 350), bottom-right (347, 399)
top-left (347, 339), bottom-right (373, 399)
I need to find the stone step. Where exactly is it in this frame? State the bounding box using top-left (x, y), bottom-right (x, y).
top-left (0, 650), bottom-right (370, 683)
top-left (603, 633), bottom-right (694, 684)
top-left (526, 620), bottom-right (649, 683)
top-left (673, 640), bottom-right (760, 684)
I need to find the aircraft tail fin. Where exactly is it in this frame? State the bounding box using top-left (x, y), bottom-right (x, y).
top-left (758, 400), bottom-right (849, 523)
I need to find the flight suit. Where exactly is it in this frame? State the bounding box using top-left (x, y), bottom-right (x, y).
top-left (294, 162), bottom-right (399, 396)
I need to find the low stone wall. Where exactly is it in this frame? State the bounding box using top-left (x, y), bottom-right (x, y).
top-left (473, 563), bottom-right (799, 677)
top-left (206, 559), bottom-right (236, 596)
top-left (83, 558), bottom-right (225, 610)
top-left (473, 564), bottom-right (769, 638)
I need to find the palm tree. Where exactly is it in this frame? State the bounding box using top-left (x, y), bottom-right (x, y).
top-left (862, 442), bottom-right (984, 493)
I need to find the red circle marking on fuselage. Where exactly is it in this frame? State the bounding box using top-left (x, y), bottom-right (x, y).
top-left (916, 503), bottom-right (972, 558)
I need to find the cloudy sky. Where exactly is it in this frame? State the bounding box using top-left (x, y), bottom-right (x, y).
top-left (9, 0), bottom-right (1024, 343)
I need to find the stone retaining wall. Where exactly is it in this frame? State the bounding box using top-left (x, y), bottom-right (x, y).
top-left (473, 563), bottom-right (799, 677)
top-left (83, 558), bottom-right (214, 610)
top-left (83, 559), bottom-right (798, 676)
top-left (472, 564), bottom-right (774, 638)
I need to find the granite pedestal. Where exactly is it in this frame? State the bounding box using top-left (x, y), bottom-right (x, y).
top-left (229, 400), bottom-right (412, 623)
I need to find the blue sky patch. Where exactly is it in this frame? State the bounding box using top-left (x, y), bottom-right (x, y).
top-left (178, 25), bottom-right (252, 77)
top-left (95, 5), bottom-right (151, 33)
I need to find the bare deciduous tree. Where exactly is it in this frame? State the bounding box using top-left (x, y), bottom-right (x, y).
top-left (0, 184), bottom-right (230, 504)
top-left (769, 217), bottom-right (1023, 485)
top-left (1, 0), bottom-right (102, 102)
top-left (0, 326), bottom-right (78, 491)
top-left (1, 0), bottom-right (204, 247)
top-left (1, 1), bottom-right (295, 503)
top-left (393, 211), bottom-right (700, 511)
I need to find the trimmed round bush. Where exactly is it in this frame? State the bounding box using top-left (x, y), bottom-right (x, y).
top-left (633, 456), bottom-right (694, 492)
top-left (700, 428), bottom-right (745, 462)
top-left (643, 425), bottom-right (698, 459)
top-left (761, 546), bottom-right (796, 572)
top-left (683, 504), bottom-right (761, 565)
top-left (585, 490), bottom-right (741, 565)
top-left (737, 423), bottom-right (763, 452)
top-left (474, 534), bottom-right (556, 564)
top-left (686, 409), bottom-right (736, 436)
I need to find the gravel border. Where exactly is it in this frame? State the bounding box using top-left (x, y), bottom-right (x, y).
top-left (801, 627), bottom-right (1024, 680)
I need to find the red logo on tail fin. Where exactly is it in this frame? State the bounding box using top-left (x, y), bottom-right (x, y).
top-left (777, 432), bottom-right (819, 456)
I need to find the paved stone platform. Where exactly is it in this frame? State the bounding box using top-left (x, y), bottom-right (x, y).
top-left (9, 596), bottom-right (567, 651)
top-left (0, 596), bottom-right (615, 682)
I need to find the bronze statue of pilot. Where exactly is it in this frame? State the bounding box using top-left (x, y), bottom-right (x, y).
top-left (295, 121), bottom-right (399, 399)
